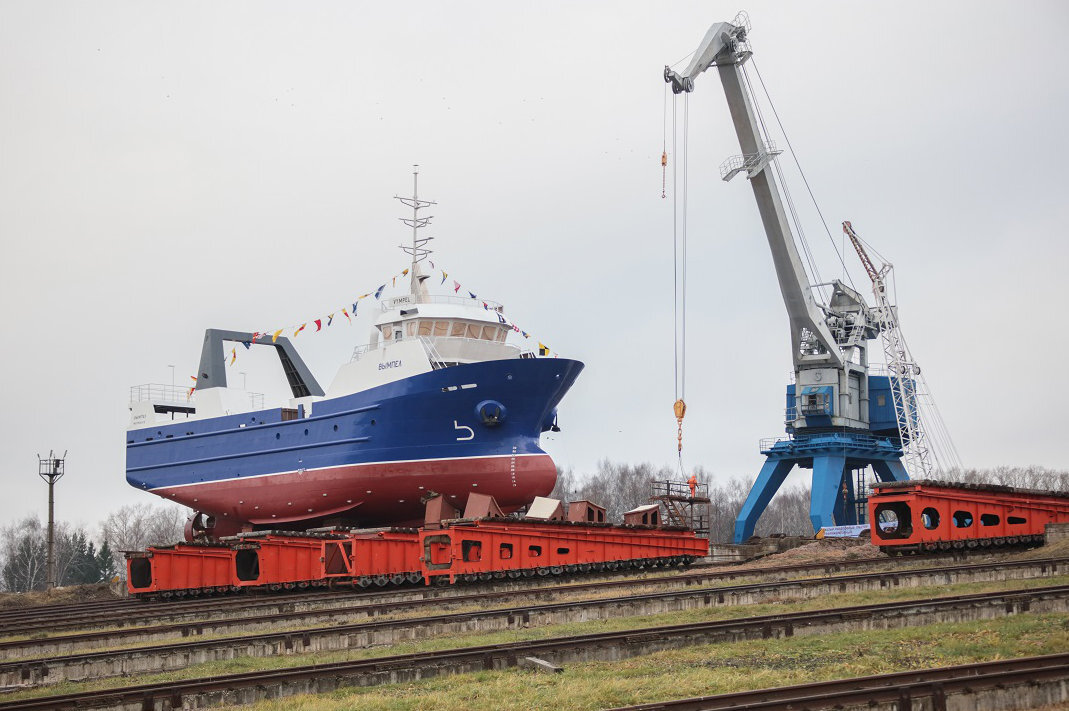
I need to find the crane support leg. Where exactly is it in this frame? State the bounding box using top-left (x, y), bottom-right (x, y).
top-left (871, 459), bottom-right (910, 484)
top-left (810, 453), bottom-right (849, 532)
top-left (732, 433), bottom-right (907, 544)
top-left (733, 459), bottom-right (795, 544)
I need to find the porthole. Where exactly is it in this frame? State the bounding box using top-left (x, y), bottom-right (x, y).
top-left (333, 424), bottom-right (338, 432)
top-left (304, 428), bottom-right (309, 436)
top-left (275, 433), bottom-right (281, 440)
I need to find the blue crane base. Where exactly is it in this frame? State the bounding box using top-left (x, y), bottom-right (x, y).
top-left (732, 432), bottom-right (909, 544)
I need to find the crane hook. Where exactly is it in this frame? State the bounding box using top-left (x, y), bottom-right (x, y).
top-left (661, 151), bottom-right (668, 199)
top-left (673, 398), bottom-right (686, 453)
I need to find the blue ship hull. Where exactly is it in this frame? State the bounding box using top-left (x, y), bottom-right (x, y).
top-left (126, 357), bottom-right (583, 530)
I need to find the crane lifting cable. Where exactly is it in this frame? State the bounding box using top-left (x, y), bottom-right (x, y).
top-left (669, 90), bottom-right (690, 469)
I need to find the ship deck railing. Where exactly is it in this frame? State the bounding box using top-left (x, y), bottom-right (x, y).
top-left (129, 383), bottom-right (264, 411)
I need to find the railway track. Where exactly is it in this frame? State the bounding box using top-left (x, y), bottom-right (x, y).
top-left (604, 652), bottom-right (1069, 710)
top-left (0, 549), bottom-right (1030, 639)
top-left (2, 555), bottom-right (1066, 680)
top-left (1, 584), bottom-right (1064, 710)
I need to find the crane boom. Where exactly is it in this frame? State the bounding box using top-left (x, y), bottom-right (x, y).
top-left (666, 21), bottom-right (843, 372)
top-left (842, 221), bottom-right (935, 478)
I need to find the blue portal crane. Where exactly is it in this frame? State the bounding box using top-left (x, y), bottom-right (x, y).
top-left (664, 18), bottom-right (917, 542)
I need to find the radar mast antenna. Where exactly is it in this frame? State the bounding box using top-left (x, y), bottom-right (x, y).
top-left (396, 165), bottom-right (436, 298)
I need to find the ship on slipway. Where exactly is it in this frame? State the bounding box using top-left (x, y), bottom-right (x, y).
top-left (125, 172), bottom-right (583, 539)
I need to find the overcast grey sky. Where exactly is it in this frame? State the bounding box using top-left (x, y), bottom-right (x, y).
top-left (2, 1), bottom-right (1068, 530)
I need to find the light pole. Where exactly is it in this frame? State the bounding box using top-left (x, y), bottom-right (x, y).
top-left (37, 451), bottom-right (66, 590)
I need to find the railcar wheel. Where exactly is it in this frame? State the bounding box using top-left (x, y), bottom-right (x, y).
top-left (492, 571), bottom-right (506, 579)
top-left (550, 566), bottom-right (563, 575)
top-left (406, 572), bottom-right (423, 584)
top-left (507, 570), bottom-right (521, 579)
top-left (357, 576), bottom-right (372, 588)
top-left (390, 574), bottom-right (406, 585)
top-left (478, 573), bottom-right (493, 582)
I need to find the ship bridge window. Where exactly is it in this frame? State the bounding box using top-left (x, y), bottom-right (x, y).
top-left (465, 323), bottom-right (481, 339)
top-left (450, 322), bottom-right (466, 337)
top-left (434, 321), bottom-right (449, 337)
top-left (418, 321), bottom-right (433, 337)
top-left (406, 322), bottom-right (417, 337)
top-left (480, 325), bottom-right (497, 341)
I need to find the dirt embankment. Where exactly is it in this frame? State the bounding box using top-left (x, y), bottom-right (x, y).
top-left (0, 582), bottom-right (121, 610)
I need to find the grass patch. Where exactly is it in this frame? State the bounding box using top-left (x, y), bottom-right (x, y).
top-left (6, 574), bottom-right (1068, 702)
top-left (244, 613), bottom-right (1069, 711)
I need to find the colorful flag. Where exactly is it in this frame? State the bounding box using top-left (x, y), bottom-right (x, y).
top-left (453, 280), bottom-right (461, 293)
top-left (538, 342), bottom-right (550, 356)
top-left (521, 331), bottom-right (529, 338)
top-left (294, 323), bottom-right (307, 337)
top-left (187, 386), bottom-right (195, 400)
top-left (327, 313), bottom-right (334, 326)
top-left (468, 291), bottom-right (477, 299)
top-left (441, 271), bottom-right (448, 285)
top-left (497, 313), bottom-right (507, 325)
top-left (392, 276), bottom-right (396, 287)
top-left (374, 284), bottom-right (386, 299)
top-left (272, 329), bottom-right (283, 343)
top-left (402, 268), bottom-right (409, 276)
top-left (251, 331), bottom-right (262, 343)
top-left (342, 308), bottom-right (351, 323)
top-left (513, 324), bottom-right (519, 332)
top-left (242, 341), bottom-right (252, 349)
top-left (314, 319), bottom-right (322, 332)
top-left (230, 348), bottom-right (237, 366)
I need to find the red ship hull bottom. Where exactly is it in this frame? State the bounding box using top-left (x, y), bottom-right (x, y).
top-left (151, 453), bottom-right (558, 530)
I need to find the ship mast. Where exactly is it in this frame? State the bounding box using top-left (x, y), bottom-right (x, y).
top-left (396, 165), bottom-right (436, 298)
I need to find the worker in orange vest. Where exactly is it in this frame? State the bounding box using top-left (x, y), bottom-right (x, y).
top-left (687, 473), bottom-right (698, 498)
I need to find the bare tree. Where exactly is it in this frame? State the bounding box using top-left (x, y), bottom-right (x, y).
top-left (99, 502), bottom-right (190, 573)
top-left (0, 516), bottom-right (47, 592)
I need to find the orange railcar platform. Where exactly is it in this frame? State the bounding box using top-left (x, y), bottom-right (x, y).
top-left (127, 517), bottom-right (708, 598)
top-left (868, 480), bottom-right (1069, 552)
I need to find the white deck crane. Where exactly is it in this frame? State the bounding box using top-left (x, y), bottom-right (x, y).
top-left (665, 17), bottom-right (913, 542)
top-left (843, 221), bottom-right (961, 477)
